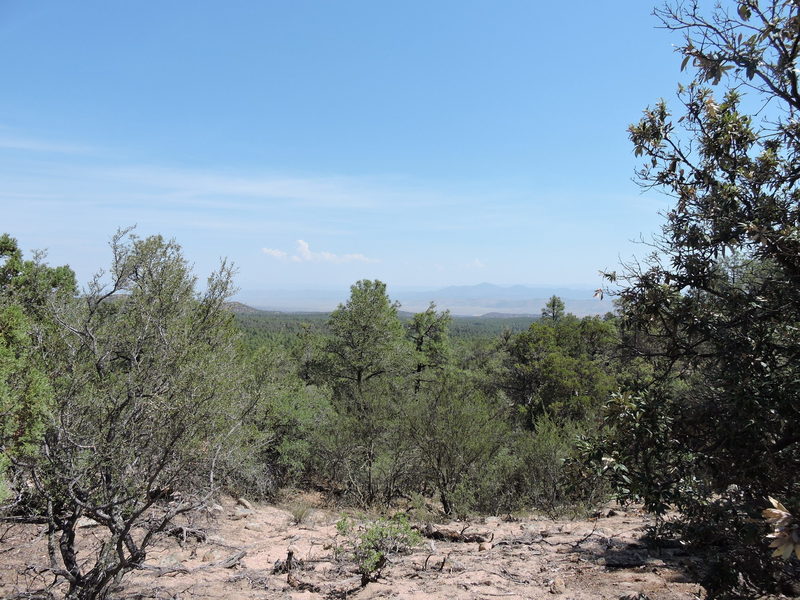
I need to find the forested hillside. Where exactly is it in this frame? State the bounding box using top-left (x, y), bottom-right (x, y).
top-left (232, 307), bottom-right (539, 348)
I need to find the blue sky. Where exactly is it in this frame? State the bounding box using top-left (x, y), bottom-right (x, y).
top-left (0, 1), bottom-right (682, 293)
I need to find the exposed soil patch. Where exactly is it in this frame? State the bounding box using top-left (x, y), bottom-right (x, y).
top-left (0, 497), bottom-right (704, 599)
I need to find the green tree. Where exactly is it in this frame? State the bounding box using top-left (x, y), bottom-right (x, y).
top-left (227, 344), bottom-right (331, 498)
top-left (0, 233), bottom-right (76, 319)
top-left (607, 1), bottom-right (800, 594)
top-left (541, 295), bottom-right (565, 322)
top-left (310, 280), bottom-right (413, 506)
top-left (502, 320), bottom-right (616, 427)
top-left (0, 235), bottom-right (74, 505)
top-left (21, 230), bottom-right (244, 600)
top-left (0, 305), bottom-right (51, 502)
top-left (406, 302), bottom-right (451, 392)
top-left (315, 280), bottom-right (409, 398)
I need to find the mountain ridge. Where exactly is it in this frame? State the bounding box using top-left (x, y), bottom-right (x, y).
top-left (233, 283), bottom-right (612, 317)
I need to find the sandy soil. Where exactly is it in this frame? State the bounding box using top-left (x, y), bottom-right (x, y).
top-left (0, 495), bottom-right (706, 600)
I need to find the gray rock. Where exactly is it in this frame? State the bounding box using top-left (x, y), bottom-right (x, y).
top-left (232, 505), bottom-right (253, 518)
top-left (550, 578), bottom-right (566, 594)
top-left (76, 517), bottom-right (100, 528)
top-left (604, 549), bottom-right (648, 568)
top-left (236, 497), bottom-right (254, 510)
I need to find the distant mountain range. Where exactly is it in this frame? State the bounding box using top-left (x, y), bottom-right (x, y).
top-left (233, 283), bottom-right (613, 317)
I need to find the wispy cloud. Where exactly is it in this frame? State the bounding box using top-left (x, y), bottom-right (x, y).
top-left (0, 133), bottom-right (92, 154)
top-left (262, 240), bottom-right (378, 264)
top-left (1, 160), bottom-right (449, 212)
top-left (0, 129), bottom-right (504, 220)
top-left (90, 165), bottom-right (384, 208)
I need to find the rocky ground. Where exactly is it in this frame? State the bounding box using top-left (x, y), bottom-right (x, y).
top-left (0, 495), bottom-right (706, 600)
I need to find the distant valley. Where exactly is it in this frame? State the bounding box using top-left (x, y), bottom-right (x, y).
top-left (233, 282), bottom-right (613, 317)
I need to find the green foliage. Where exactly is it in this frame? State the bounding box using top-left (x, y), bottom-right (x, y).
top-left (316, 280), bottom-right (410, 391)
top-left (233, 310), bottom-right (537, 350)
top-left (0, 307), bottom-right (51, 454)
top-left (407, 370), bottom-right (508, 515)
top-left (307, 280), bottom-right (415, 506)
top-left (220, 344), bottom-right (331, 498)
top-left (0, 305), bottom-right (52, 502)
top-left (469, 416), bottom-right (608, 517)
top-left (501, 317), bottom-right (618, 427)
top-left (608, 1), bottom-right (800, 595)
top-left (0, 233), bottom-right (76, 317)
top-left (541, 295), bottom-right (565, 322)
top-left (0, 234), bottom-right (73, 505)
top-left (407, 303), bottom-right (451, 392)
top-left (592, 390), bottom-right (699, 515)
top-left (336, 514), bottom-right (421, 578)
top-left (234, 311), bottom-right (329, 350)
top-left (17, 230), bottom-right (245, 600)
top-left (516, 416), bottom-right (607, 517)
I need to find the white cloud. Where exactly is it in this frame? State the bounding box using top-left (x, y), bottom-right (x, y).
top-left (263, 240), bottom-right (378, 264)
top-left (261, 247), bottom-right (288, 258)
top-left (469, 258), bottom-right (486, 269)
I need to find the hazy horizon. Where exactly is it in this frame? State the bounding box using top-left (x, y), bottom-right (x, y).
top-left (233, 281), bottom-right (613, 317)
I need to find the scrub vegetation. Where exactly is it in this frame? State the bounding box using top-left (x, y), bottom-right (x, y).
top-left (2, 1), bottom-right (800, 598)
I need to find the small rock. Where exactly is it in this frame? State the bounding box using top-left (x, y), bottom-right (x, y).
top-left (159, 553), bottom-right (183, 568)
top-left (478, 542), bottom-right (492, 551)
top-left (448, 559), bottom-right (466, 572)
top-left (201, 550), bottom-right (218, 562)
top-left (550, 578), bottom-right (566, 594)
top-left (206, 534), bottom-right (227, 545)
top-left (236, 497), bottom-right (254, 510)
top-left (230, 507), bottom-right (252, 520)
top-left (76, 517), bottom-right (99, 528)
top-left (244, 522), bottom-right (263, 532)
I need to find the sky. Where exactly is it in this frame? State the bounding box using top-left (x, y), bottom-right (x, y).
top-left (0, 1), bottom-right (683, 295)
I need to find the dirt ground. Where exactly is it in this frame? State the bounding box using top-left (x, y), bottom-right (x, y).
top-left (0, 495), bottom-right (707, 600)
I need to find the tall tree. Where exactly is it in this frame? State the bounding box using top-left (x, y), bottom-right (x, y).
top-left (503, 320), bottom-right (616, 428)
top-left (607, 1), bottom-right (800, 594)
top-left (317, 280), bottom-right (408, 401)
top-left (310, 280), bottom-right (413, 506)
top-left (541, 295), bottom-right (565, 322)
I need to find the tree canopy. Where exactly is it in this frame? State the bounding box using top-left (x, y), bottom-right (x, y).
top-left (604, 0), bottom-right (800, 594)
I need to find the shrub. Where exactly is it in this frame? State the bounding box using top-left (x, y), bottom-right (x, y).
top-left (471, 416), bottom-right (609, 517)
top-left (14, 231), bottom-right (245, 600)
top-left (335, 514), bottom-right (421, 581)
